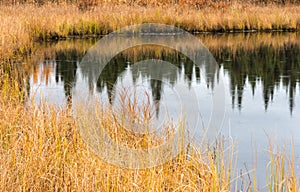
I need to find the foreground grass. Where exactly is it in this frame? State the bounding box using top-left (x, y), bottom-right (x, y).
top-left (1, 80), bottom-right (299, 191)
top-left (0, 87), bottom-right (237, 191)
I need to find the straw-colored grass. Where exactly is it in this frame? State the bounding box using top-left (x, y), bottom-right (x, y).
top-left (1, 3), bottom-right (300, 60)
top-left (266, 140), bottom-right (299, 192)
top-left (0, 84), bottom-right (236, 191)
top-left (1, 59), bottom-right (299, 191)
top-left (1, 1), bottom-right (300, 191)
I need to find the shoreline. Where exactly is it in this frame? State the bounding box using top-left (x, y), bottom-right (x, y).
top-left (1, 3), bottom-right (300, 59)
top-left (34, 30), bottom-right (299, 42)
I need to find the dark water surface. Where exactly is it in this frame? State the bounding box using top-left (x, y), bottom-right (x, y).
top-left (25, 32), bottom-right (300, 189)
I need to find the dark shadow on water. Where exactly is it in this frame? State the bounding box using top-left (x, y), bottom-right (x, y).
top-left (95, 45), bottom-right (197, 108)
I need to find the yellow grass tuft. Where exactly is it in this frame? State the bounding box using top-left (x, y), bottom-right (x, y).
top-left (0, 86), bottom-right (235, 191)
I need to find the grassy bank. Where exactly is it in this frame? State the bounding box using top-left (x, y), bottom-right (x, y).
top-left (1, 3), bottom-right (300, 59)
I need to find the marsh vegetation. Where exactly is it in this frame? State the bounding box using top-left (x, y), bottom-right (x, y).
top-left (1, 1), bottom-right (300, 191)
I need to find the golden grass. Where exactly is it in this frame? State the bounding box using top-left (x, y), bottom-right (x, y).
top-left (1, 62), bottom-right (299, 191)
top-left (1, 2), bottom-right (300, 191)
top-left (266, 140), bottom-right (299, 192)
top-left (0, 86), bottom-right (236, 191)
top-left (1, 3), bottom-right (300, 60)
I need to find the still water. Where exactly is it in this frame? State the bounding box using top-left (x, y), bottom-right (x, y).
top-left (25, 32), bottom-right (300, 189)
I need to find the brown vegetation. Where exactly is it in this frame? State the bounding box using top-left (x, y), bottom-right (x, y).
top-left (1, 2), bottom-right (300, 60)
top-left (1, 1), bottom-right (300, 191)
top-left (0, 83), bottom-right (236, 191)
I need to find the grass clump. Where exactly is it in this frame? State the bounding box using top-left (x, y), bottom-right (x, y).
top-left (266, 140), bottom-right (299, 192)
top-left (0, 86), bottom-right (236, 191)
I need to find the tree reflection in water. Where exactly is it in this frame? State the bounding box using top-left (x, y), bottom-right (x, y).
top-left (27, 33), bottom-right (300, 113)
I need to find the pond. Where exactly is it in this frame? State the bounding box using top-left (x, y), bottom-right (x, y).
top-left (24, 31), bottom-right (300, 189)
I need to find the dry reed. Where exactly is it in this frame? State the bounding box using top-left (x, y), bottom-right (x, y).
top-left (1, 2), bottom-right (300, 191)
top-left (0, 85), bottom-right (235, 191)
top-left (1, 3), bottom-right (300, 60)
